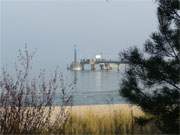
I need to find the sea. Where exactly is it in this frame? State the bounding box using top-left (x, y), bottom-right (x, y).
top-left (53, 65), bottom-right (128, 105)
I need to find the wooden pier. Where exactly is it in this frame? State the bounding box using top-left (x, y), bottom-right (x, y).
top-left (79, 59), bottom-right (128, 71)
top-left (68, 46), bottom-right (128, 71)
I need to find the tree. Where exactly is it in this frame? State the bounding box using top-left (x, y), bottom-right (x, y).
top-left (119, 0), bottom-right (180, 133)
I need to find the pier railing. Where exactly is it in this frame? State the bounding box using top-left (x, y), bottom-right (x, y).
top-left (80, 58), bottom-right (129, 65)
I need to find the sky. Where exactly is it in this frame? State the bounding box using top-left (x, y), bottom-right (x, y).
top-left (1, 0), bottom-right (158, 72)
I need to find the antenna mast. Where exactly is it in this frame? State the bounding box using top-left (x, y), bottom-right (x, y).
top-left (74, 44), bottom-right (77, 64)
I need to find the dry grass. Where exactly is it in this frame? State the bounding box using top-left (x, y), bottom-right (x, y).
top-left (51, 104), bottom-right (160, 135)
top-left (0, 104), bottom-right (160, 134)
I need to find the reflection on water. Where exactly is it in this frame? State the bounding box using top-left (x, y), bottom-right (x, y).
top-left (54, 69), bottom-right (127, 105)
top-left (73, 71), bottom-right (78, 85)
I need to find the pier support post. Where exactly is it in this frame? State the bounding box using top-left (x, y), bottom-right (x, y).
top-left (100, 64), bottom-right (104, 70)
top-left (117, 64), bottom-right (120, 72)
top-left (81, 64), bottom-right (84, 71)
top-left (91, 64), bottom-right (96, 71)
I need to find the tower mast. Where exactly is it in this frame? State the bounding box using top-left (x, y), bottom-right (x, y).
top-left (74, 45), bottom-right (77, 64)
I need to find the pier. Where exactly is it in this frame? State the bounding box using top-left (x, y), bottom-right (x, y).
top-left (80, 58), bottom-right (128, 71)
top-left (68, 46), bottom-right (128, 71)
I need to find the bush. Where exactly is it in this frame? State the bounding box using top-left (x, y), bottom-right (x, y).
top-left (0, 46), bottom-right (72, 134)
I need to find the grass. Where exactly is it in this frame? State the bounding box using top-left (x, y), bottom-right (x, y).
top-left (51, 104), bottom-right (160, 135)
top-left (0, 104), bottom-right (160, 134)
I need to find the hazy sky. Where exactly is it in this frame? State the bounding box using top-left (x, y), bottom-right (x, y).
top-left (1, 0), bottom-right (158, 71)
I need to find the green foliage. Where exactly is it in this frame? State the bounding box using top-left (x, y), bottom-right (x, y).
top-left (119, 0), bottom-right (180, 133)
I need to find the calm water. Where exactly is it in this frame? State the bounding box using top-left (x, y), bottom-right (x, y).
top-left (54, 66), bottom-right (128, 105)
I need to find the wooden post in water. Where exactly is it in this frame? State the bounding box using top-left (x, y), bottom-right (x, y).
top-left (100, 64), bottom-right (104, 70)
top-left (91, 64), bottom-right (96, 71)
top-left (81, 64), bottom-right (84, 71)
top-left (117, 64), bottom-right (120, 72)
